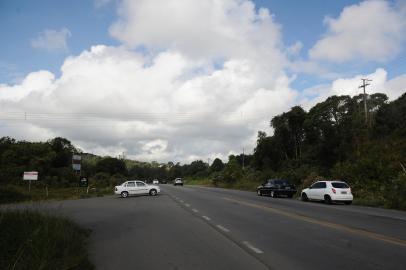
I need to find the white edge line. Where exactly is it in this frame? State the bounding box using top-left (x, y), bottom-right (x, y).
top-left (192, 209), bottom-right (198, 213)
top-left (216, 225), bottom-right (230, 233)
top-left (242, 241), bottom-right (264, 254)
top-left (202, 215), bottom-right (211, 221)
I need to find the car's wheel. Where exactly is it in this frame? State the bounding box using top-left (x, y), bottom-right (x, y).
top-left (301, 193), bottom-right (308, 201)
top-left (257, 189), bottom-right (262, 196)
top-left (121, 191), bottom-right (129, 198)
top-left (324, 195), bottom-right (332, 204)
top-left (344, 201), bottom-right (352, 205)
top-left (270, 191), bottom-right (277, 198)
top-left (149, 189), bottom-right (157, 196)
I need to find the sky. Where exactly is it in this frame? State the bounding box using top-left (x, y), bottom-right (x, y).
top-left (0, 0), bottom-right (406, 163)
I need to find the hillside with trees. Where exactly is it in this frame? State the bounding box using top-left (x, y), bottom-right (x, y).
top-left (0, 92), bottom-right (405, 209)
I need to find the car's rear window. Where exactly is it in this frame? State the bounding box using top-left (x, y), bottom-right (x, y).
top-left (332, 182), bottom-right (349, 188)
top-left (273, 180), bottom-right (289, 186)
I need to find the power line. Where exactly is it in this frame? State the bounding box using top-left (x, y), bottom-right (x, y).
top-left (0, 111), bottom-right (270, 125)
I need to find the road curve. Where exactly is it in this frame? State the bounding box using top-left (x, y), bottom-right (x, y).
top-left (5, 185), bottom-right (406, 270)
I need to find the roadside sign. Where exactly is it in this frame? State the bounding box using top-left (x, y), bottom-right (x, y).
top-left (79, 176), bottom-right (88, 187)
top-left (72, 164), bottom-right (81, 170)
top-left (72, 155), bottom-right (81, 171)
top-left (23, 171), bottom-right (38, 181)
top-left (23, 171), bottom-right (38, 192)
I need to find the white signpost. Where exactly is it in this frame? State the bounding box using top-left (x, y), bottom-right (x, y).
top-left (72, 155), bottom-right (81, 172)
top-left (23, 171), bottom-right (38, 192)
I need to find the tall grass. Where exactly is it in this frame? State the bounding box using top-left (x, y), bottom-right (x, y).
top-left (0, 210), bottom-right (94, 270)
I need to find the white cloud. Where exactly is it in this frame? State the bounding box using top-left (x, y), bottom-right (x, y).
top-left (1, 42), bottom-right (295, 163)
top-left (109, 0), bottom-right (285, 64)
top-left (309, 0), bottom-right (406, 63)
top-left (0, 70), bottom-right (55, 102)
top-left (286, 41), bottom-right (303, 56)
top-left (31, 28), bottom-right (71, 52)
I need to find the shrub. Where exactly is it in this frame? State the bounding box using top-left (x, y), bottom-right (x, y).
top-left (0, 186), bottom-right (30, 204)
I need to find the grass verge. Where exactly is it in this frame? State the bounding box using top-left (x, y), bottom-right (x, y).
top-left (184, 178), bottom-right (212, 186)
top-left (185, 178), bottom-right (263, 192)
top-left (0, 210), bottom-right (94, 270)
top-left (0, 185), bottom-right (113, 205)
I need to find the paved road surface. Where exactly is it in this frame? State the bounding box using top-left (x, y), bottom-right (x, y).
top-left (5, 185), bottom-right (406, 269)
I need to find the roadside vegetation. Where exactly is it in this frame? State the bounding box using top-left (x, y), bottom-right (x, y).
top-left (0, 210), bottom-right (94, 270)
top-left (1, 92), bottom-right (405, 209)
top-left (0, 185), bottom-right (112, 205)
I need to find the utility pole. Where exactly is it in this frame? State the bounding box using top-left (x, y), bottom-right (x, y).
top-left (242, 147), bottom-right (245, 170)
top-left (359, 78), bottom-right (372, 125)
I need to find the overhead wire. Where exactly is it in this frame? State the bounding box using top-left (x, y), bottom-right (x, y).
top-left (0, 111), bottom-right (271, 127)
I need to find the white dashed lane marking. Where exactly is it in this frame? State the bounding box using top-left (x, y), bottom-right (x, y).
top-left (242, 241), bottom-right (264, 254)
top-left (216, 225), bottom-right (230, 233)
top-left (202, 215), bottom-right (211, 221)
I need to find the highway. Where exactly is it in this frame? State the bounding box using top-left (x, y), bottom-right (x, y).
top-left (11, 185), bottom-right (406, 270)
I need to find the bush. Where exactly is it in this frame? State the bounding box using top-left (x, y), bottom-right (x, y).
top-left (383, 173), bottom-right (406, 210)
top-left (0, 186), bottom-right (30, 204)
top-left (298, 172), bottom-right (325, 193)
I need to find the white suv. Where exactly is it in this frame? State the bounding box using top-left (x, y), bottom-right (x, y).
top-left (115, 180), bottom-right (160, 198)
top-left (301, 181), bottom-right (353, 204)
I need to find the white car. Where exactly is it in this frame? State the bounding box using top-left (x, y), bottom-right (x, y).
top-left (115, 180), bottom-right (160, 198)
top-left (173, 178), bottom-right (183, 186)
top-left (301, 181), bottom-right (353, 204)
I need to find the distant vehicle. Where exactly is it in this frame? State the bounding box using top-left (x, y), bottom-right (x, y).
top-left (152, 179), bottom-right (159, 184)
top-left (173, 178), bottom-right (183, 186)
top-left (161, 180), bottom-right (168, 184)
top-left (115, 180), bottom-right (160, 198)
top-left (257, 179), bottom-right (296, 198)
top-left (301, 181), bottom-right (353, 204)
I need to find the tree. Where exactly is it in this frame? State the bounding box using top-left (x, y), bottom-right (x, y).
top-left (96, 157), bottom-right (127, 176)
top-left (48, 137), bottom-right (76, 168)
top-left (270, 106), bottom-right (306, 161)
top-left (211, 158), bottom-right (224, 172)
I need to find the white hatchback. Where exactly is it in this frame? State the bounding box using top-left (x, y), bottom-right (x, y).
top-left (115, 180), bottom-right (160, 198)
top-left (301, 181), bottom-right (353, 204)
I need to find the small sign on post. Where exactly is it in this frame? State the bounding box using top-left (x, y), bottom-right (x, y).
top-left (23, 171), bottom-right (38, 192)
top-left (79, 176), bottom-right (88, 187)
top-left (72, 155), bottom-right (81, 172)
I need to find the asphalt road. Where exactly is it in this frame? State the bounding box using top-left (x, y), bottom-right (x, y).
top-left (6, 185), bottom-right (406, 270)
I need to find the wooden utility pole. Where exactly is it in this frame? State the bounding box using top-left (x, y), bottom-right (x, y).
top-left (359, 78), bottom-right (372, 125)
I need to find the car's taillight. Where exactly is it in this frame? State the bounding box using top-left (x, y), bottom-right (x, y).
top-left (332, 188), bottom-right (336, 194)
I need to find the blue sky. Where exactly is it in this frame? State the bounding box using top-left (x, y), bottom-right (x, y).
top-left (2, 0), bottom-right (401, 86)
top-left (1, 0), bottom-right (405, 162)
top-left (0, 0), bottom-right (117, 82)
